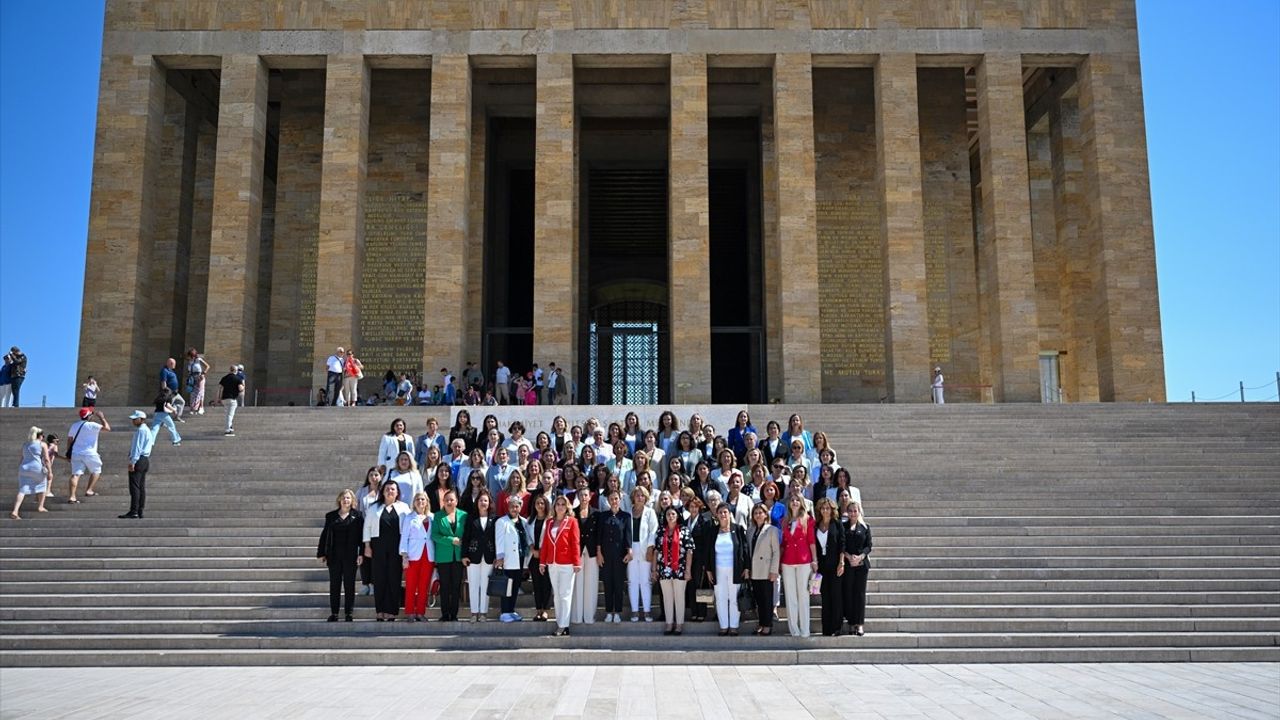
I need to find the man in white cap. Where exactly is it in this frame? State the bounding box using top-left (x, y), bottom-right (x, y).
top-left (931, 367), bottom-right (945, 404)
top-left (121, 411), bottom-right (156, 519)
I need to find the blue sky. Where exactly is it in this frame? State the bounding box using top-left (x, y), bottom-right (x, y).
top-left (1, 0), bottom-right (1277, 406)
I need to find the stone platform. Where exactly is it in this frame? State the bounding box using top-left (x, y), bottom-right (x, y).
top-left (0, 403), bottom-right (1277, 666)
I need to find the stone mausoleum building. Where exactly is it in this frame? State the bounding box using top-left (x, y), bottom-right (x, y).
top-left (80, 0), bottom-right (1165, 406)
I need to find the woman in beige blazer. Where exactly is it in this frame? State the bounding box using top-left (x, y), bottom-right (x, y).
top-left (747, 502), bottom-right (781, 635)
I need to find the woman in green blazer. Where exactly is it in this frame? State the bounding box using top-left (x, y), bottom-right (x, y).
top-left (431, 489), bottom-right (469, 621)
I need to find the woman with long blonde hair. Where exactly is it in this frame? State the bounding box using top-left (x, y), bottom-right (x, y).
top-left (778, 492), bottom-right (818, 637)
top-left (318, 488), bottom-right (364, 621)
top-left (841, 499), bottom-right (873, 636)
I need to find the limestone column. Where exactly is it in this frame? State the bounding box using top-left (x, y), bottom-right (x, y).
top-left (669, 54), bottom-right (712, 403)
top-left (77, 55), bottom-right (166, 404)
top-left (311, 55), bottom-right (370, 390)
top-left (424, 55), bottom-right (471, 375)
top-left (874, 53), bottom-right (931, 402)
top-left (533, 54), bottom-right (577, 380)
top-left (975, 53), bottom-right (1041, 402)
top-left (204, 55), bottom-right (269, 372)
top-left (772, 53), bottom-right (822, 402)
top-left (1077, 53), bottom-right (1165, 402)
top-left (1049, 97), bottom-right (1100, 402)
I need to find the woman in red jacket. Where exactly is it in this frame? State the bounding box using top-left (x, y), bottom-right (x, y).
top-left (539, 494), bottom-right (581, 636)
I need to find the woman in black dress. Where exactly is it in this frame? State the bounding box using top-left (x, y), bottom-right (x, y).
top-left (362, 480), bottom-right (410, 621)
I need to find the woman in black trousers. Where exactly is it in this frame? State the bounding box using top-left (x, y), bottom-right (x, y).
top-left (813, 498), bottom-right (846, 636)
top-left (363, 480), bottom-right (410, 621)
top-left (684, 497), bottom-right (712, 621)
top-left (842, 500), bottom-right (873, 636)
top-left (318, 489), bottom-right (364, 622)
top-left (529, 494), bottom-right (554, 621)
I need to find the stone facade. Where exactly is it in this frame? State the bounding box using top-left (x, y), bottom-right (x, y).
top-left (79, 0), bottom-right (1165, 405)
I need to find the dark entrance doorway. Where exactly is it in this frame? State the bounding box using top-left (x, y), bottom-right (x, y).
top-left (482, 116), bottom-right (535, 379)
top-left (578, 113), bottom-right (670, 404)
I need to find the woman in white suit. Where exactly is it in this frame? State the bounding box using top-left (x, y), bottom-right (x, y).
top-left (627, 486), bottom-right (659, 622)
top-left (377, 418), bottom-right (415, 475)
top-left (399, 492), bottom-right (434, 622)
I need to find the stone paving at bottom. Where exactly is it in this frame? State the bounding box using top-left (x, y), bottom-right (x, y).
top-left (1, 663), bottom-right (1277, 719)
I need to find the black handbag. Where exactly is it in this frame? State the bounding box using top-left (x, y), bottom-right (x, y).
top-left (487, 572), bottom-right (512, 597)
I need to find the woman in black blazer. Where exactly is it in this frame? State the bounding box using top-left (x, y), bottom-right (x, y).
top-left (317, 489), bottom-right (364, 622)
top-left (842, 500), bottom-right (873, 636)
top-left (462, 492), bottom-right (498, 621)
top-left (813, 497), bottom-right (847, 636)
top-left (449, 409), bottom-right (479, 454)
top-left (684, 496), bottom-right (712, 621)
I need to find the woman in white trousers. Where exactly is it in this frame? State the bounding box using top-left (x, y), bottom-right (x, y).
top-left (540, 495), bottom-right (582, 636)
top-left (626, 488), bottom-right (658, 622)
top-left (571, 485), bottom-right (599, 623)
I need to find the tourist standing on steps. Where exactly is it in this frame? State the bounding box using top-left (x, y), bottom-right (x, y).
top-left (747, 502), bottom-right (781, 636)
top-left (842, 499), bottom-right (873, 636)
top-left (932, 366), bottom-right (945, 404)
top-left (779, 493), bottom-right (818, 638)
top-left (462, 491), bottom-right (497, 621)
top-left (813, 497), bottom-right (847, 636)
top-left (81, 376), bottom-right (99, 408)
top-left (341, 350), bottom-right (362, 407)
top-left (494, 360), bottom-right (511, 405)
top-left (67, 407), bottom-right (110, 503)
top-left (184, 348), bottom-right (210, 415)
top-left (3, 347), bottom-right (27, 408)
top-left (119, 410), bottom-right (156, 519)
top-left (10, 427), bottom-right (49, 520)
top-left (364, 480), bottom-right (409, 621)
top-left (651, 505), bottom-right (694, 635)
top-left (159, 358), bottom-right (186, 420)
top-left (431, 489), bottom-right (467, 622)
top-left (216, 365), bottom-right (243, 436)
top-left (318, 489), bottom-right (363, 622)
top-left (540, 494), bottom-right (581, 636)
top-left (324, 347), bottom-right (345, 406)
top-left (399, 492), bottom-right (434, 623)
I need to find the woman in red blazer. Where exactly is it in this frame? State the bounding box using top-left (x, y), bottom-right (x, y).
top-left (539, 494), bottom-right (582, 636)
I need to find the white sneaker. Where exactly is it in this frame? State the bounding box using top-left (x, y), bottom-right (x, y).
top-left (613, 614), bottom-right (622, 624)
top-left (644, 616), bottom-right (654, 623)
top-left (630, 615), bottom-right (639, 623)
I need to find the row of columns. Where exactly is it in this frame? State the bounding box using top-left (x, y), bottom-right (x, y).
top-left (82, 51), bottom-right (1163, 404)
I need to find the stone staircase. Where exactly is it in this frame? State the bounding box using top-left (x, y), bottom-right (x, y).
top-left (0, 403), bottom-right (1276, 666)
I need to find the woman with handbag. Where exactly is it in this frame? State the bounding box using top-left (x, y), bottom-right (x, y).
top-left (430, 490), bottom-right (468, 621)
top-left (317, 489), bottom-right (363, 622)
top-left (842, 499), bottom-right (873, 636)
top-left (813, 497), bottom-right (847, 636)
top-left (341, 349), bottom-right (363, 407)
top-left (539, 494), bottom-right (582, 636)
top-left (461, 490), bottom-right (497, 621)
top-left (779, 493), bottom-right (818, 637)
top-left (747, 502), bottom-right (780, 635)
top-left (362, 480), bottom-right (410, 621)
top-left (705, 504), bottom-right (750, 636)
top-left (399, 492), bottom-right (434, 622)
top-left (626, 486), bottom-right (659, 622)
top-left (650, 505), bottom-right (695, 635)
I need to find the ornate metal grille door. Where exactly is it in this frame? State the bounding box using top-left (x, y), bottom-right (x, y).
top-left (587, 301), bottom-right (666, 405)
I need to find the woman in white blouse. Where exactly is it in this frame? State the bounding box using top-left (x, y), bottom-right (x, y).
top-left (377, 418), bottom-right (415, 476)
top-left (386, 452), bottom-right (424, 508)
top-left (627, 486), bottom-right (659, 622)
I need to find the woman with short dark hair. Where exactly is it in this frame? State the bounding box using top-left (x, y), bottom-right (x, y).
top-left (462, 490), bottom-right (497, 621)
top-left (430, 489), bottom-right (467, 622)
top-left (705, 503), bottom-right (749, 636)
top-left (651, 504), bottom-right (695, 635)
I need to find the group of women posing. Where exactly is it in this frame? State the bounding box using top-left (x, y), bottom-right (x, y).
top-left (317, 409), bottom-right (872, 637)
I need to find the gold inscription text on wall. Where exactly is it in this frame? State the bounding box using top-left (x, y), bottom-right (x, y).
top-left (359, 191), bottom-right (427, 383)
top-left (817, 199), bottom-right (886, 384)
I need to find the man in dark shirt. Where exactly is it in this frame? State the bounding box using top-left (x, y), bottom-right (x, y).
top-left (158, 358), bottom-right (186, 421)
top-left (217, 365), bottom-right (244, 436)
